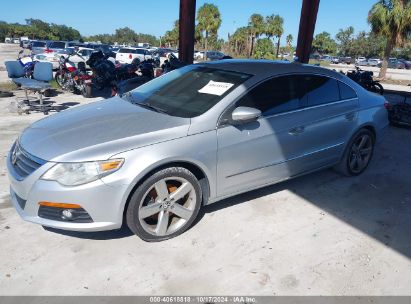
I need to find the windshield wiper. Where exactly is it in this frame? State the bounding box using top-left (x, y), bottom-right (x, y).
top-left (133, 102), bottom-right (169, 115)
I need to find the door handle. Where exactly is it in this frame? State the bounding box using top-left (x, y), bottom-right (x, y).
top-left (289, 126), bottom-right (305, 135)
top-left (345, 112), bottom-right (356, 121)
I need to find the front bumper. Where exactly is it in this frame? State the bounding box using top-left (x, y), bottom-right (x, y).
top-left (6, 149), bottom-right (128, 232)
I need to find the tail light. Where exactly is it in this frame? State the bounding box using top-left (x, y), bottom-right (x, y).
top-left (129, 54), bottom-right (132, 59)
top-left (45, 48), bottom-right (53, 53)
top-left (384, 100), bottom-right (392, 110)
top-left (67, 67), bottom-right (76, 73)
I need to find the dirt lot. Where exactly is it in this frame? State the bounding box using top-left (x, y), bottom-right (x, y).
top-left (0, 43), bottom-right (411, 296)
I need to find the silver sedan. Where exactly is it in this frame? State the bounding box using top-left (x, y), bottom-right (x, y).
top-left (7, 60), bottom-right (389, 241)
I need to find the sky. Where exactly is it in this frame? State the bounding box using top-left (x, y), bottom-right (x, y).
top-left (2, 0), bottom-right (377, 45)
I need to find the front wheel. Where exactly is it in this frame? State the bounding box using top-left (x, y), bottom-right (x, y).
top-left (369, 82), bottom-right (384, 95)
top-left (126, 167), bottom-right (202, 242)
top-left (334, 129), bottom-right (375, 176)
top-left (55, 71), bottom-right (65, 88)
top-left (82, 85), bottom-right (93, 98)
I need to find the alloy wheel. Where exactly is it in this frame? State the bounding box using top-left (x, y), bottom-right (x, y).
top-left (348, 134), bottom-right (373, 174)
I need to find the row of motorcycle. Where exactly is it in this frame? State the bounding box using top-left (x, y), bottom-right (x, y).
top-left (18, 50), bottom-right (185, 98)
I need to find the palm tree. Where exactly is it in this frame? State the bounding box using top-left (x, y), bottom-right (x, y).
top-left (368, 0), bottom-right (411, 78)
top-left (265, 14), bottom-right (284, 58)
top-left (286, 34), bottom-right (293, 48)
top-left (248, 14), bottom-right (265, 57)
top-left (197, 3), bottom-right (222, 60)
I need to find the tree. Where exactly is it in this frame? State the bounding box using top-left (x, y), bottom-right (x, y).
top-left (368, 0), bottom-right (411, 78)
top-left (197, 3), bottom-right (222, 59)
top-left (230, 26), bottom-right (249, 56)
top-left (312, 31), bottom-right (337, 54)
top-left (247, 14), bottom-right (265, 57)
top-left (163, 20), bottom-right (179, 48)
top-left (265, 14), bottom-right (284, 58)
top-left (336, 26), bottom-right (355, 56)
top-left (286, 34), bottom-right (293, 47)
top-left (254, 38), bottom-right (275, 59)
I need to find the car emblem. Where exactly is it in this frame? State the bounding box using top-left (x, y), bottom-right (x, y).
top-left (12, 146), bottom-right (19, 166)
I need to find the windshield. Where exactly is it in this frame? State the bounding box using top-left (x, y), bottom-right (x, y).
top-left (49, 41), bottom-right (66, 49)
top-left (126, 66), bottom-right (251, 118)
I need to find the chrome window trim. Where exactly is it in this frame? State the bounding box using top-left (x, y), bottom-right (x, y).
top-left (217, 72), bottom-right (358, 127)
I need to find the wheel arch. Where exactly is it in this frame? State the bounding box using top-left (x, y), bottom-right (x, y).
top-left (121, 160), bottom-right (211, 223)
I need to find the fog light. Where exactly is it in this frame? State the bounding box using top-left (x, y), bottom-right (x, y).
top-left (62, 209), bottom-right (74, 219)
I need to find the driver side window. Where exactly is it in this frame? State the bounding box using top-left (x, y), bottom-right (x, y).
top-left (236, 75), bottom-right (305, 116)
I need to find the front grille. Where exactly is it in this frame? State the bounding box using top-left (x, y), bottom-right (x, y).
top-left (38, 206), bottom-right (93, 223)
top-left (11, 143), bottom-right (45, 179)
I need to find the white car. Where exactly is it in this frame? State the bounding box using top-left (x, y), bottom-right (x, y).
top-left (356, 57), bottom-right (366, 64)
top-left (115, 47), bottom-right (152, 64)
top-left (34, 53), bottom-right (60, 69)
top-left (13, 38), bottom-right (20, 44)
top-left (194, 51), bottom-right (204, 60)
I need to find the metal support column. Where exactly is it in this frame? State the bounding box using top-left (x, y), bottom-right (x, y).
top-left (296, 0), bottom-right (320, 63)
top-left (179, 0), bottom-right (196, 64)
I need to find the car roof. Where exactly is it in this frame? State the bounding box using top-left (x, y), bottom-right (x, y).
top-left (199, 59), bottom-right (345, 79)
top-left (78, 47), bottom-right (94, 51)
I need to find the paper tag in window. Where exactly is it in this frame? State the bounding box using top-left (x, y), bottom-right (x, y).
top-left (198, 80), bottom-right (234, 96)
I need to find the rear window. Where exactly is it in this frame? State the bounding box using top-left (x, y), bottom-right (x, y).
top-left (338, 82), bottom-right (357, 100)
top-left (32, 41), bottom-right (46, 47)
top-left (119, 48), bottom-right (133, 53)
top-left (48, 41), bottom-right (66, 49)
top-left (303, 75), bottom-right (340, 107)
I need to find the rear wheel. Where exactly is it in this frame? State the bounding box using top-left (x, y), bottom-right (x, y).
top-left (334, 129), bottom-right (375, 176)
top-left (370, 82), bottom-right (384, 95)
top-left (126, 167), bottom-right (202, 241)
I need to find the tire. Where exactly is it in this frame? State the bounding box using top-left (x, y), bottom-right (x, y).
top-left (55, 71), bottom-right (65, 88)
top-left (334, 129), bottom-right (375, 176)
top-left (43, 89), bottom-right (52, 97)
top-left (126, 167), bottom-right (202, 242)
top-left (370, 82), bottom-right (384, 95)
top-left (0, 91), bottom-right (13, 98)
top-left (82, 85), bottom-right (93, 98)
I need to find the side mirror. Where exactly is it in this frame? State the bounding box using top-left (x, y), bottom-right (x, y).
top-left (231, 107), bottom-right (261, 124)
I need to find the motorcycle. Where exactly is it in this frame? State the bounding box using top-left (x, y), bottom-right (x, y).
top-left (17, 50), bottom-right (36, 78)
top-left (86, 51), bottom-right (154, 96)
top-left (55, 55), bottom-right (93, 98)
top-left (387, 98), bottom-right (411, 127)
top-left (160, 53), bottom-right (186, 75)
top-left (346, 66), bottom-right (384, 95)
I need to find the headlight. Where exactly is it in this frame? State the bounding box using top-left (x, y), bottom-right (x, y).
top-left (41, 159), bottom-right (124, 186)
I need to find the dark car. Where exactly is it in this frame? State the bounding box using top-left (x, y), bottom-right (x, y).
top-left (47, 41), bottom-right (67, 53)
top-left (388, 58), bottom-right (406, 69)
top-left (398, 59), bottom-right (411, 70)
top-left (31, 40), bottom-right (48, 55)
top-left (85, 44), bottom-right (115, 58)
top-left (340, 57), bottom-right (354, 65)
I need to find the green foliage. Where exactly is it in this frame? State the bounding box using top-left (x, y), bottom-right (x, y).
top-left (0, 19), bottom-right (81, 41)
top-left (312, 31), bottom-right (337, 54)
top-left (336, 26), bottom-right (355, 56)
top-left (87, 27), bottom-right (159, 45)
top-left (368, 0), bottom-right (411, 77)
top-left (254, 38), bottom-right (275, 59)
top-left (197, 3), bottom-right (222, 55)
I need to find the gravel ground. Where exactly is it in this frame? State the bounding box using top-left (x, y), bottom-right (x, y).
top-left (0, 43), bottom-right (410, 296)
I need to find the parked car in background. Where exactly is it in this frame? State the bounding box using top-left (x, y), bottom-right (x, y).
top-left (31, 41), bottom-right (48, 55)
top-left (388, 58), bottom-right (406, 69)
top-left (33, 52), bottom-right (60, 69)
top-left (13, 38), bottom-right (20, 44)
top-left (398, 59), bottom-right (411, 69)
top-left (153, 48), bottom-right (172, 58)
top-left (47, 41), bottom-right (66, 53)
top-left (85, 44), bottom-right (114, 57)
top-left (58, 47), bottom-right (95, 68)
top-left (206, 51), bottom-right (225, 60)
top-left (356, 57), bottom-right (366, 64)
top-left (116, 47), bottom-right (152, 64)
top-left (4, 37), bottom-right (12, 43)
top-left (331, 56), bottom-right (340, 64)
top-left (356, 59), bottom-right (369, 66)
top-left (341, 57), bottom-right (354, 64)
top-left (367, 59), bottom-right (381, 67)
top-left (21, 40), bottom-right (31, 49)
top-left (194, 50), bottom-right (205, 60)
top-left (6, 60), bottom-right (389, 241)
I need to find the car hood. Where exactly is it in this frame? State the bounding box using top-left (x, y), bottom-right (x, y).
top-left (19, 97), bottom-right (190, 162)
